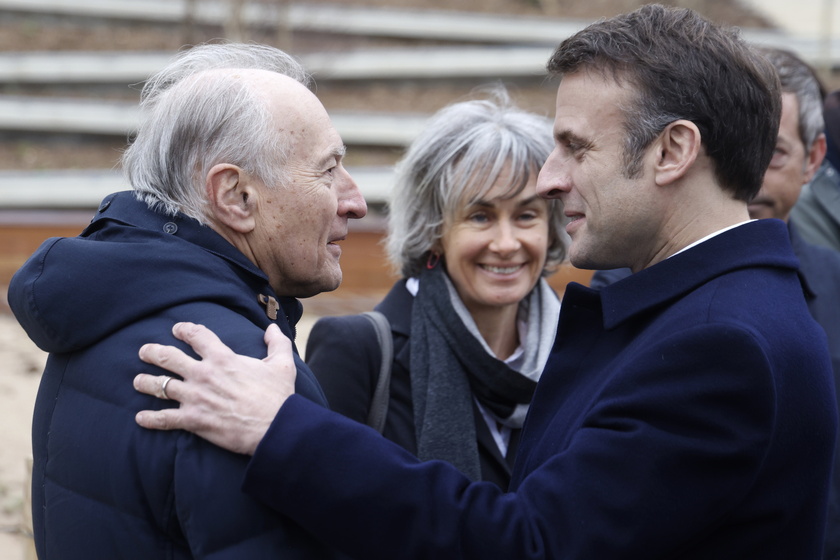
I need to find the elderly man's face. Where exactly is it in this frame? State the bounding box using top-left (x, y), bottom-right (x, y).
top-left (749, 92), bottom-right (822, 222)
top-left (251, 78), bottom-right (367, 298)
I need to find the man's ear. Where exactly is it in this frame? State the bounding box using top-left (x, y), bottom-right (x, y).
top-left (804, 133), bottom-right (827, 183)
top-left (652, 119), bottom-right (701, 186)
top-left (205, 163), bottom-right (257, 233)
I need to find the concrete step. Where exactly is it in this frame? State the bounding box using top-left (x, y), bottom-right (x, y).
top-left (0, 46), bottom-right (555, 84)
top-left (0, 0), bottom-right (585, 45)
top-left (0, 1), bottom-right (826, 64)
top-left (0, 94), bottom-right (428, 145)
top-left (0, 166), bottom-right (396, 207)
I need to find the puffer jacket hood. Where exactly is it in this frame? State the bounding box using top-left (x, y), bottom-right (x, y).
top-left (9, 191), bottom-right (302, 353)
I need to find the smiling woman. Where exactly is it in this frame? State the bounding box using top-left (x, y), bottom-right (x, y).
top-left (304, 87), bottom-right (567, 487)
top-left (440, 169), bottom-right (549, 347)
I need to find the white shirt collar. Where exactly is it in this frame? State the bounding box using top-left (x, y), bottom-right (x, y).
top-left (670, 219), bottom-right (755, 258)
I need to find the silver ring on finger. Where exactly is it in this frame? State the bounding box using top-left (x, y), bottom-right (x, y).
top-left (160, 376), bottom-right (173, 400)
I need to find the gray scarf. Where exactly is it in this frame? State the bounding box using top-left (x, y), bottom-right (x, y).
top-left (409, 265), bottom-right (560, 481)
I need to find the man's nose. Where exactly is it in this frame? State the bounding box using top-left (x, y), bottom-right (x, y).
top-left (536, 151), bottom-right (570, 199)
top-left (339, 168), bottom-right (367, 219)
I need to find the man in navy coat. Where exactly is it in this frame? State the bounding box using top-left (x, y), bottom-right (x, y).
top-left (595, 46), bottom-right (840, 558)
top-left (8, 44), bottom-right (366, 558)
top-left (133, 6), bottom-right (837, 558)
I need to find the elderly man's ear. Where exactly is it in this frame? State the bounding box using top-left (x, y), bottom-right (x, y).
top-left (205, 164), bottom-right (258, 233)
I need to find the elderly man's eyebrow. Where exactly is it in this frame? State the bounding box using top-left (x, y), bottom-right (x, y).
top-left (317, 145), bottom-right (347, 168)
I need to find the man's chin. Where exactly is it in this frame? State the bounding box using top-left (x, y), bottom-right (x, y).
top-left (570, 252), bottom-right (625, 272)
top-left (568, 247), bottom-right (598, 271)
top-left (297, 274), bottom-right (342, 299)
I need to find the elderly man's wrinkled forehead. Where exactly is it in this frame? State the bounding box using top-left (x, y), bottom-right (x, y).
top-left (187, 67), bottom-right (312, 103)
top-left (166, 68), bottom-right (317, 130)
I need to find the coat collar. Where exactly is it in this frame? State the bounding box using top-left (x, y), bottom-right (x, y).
top-left (809, 163), bottom-right (840, 223)
top-left (86, 191), bottom-right (260, 276)
top-left (374, 279), bottom-right (414, 337)
top-left (597, 219), bottom-right (801, 330)
top-left (86, 191), bottom-right (303, 329)
top-left (787, 221), bottom-right (817, 301)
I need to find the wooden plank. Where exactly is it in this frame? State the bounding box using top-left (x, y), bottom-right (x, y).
top-left (0, 1), bottom-right (820, 63)
top-left (0, 0), bottom-right (584, 45)
top-left (0, 47), bottom-right (553, 84)
top-left (0, 167), bottom-right (396, 207)
top-left (0, 95), bottom-right (428, 145)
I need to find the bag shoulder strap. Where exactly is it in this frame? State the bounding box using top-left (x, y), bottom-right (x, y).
top-left (362, 311), bottom-right (393, 433)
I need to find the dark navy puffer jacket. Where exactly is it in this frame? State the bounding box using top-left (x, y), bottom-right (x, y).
top-left (8, 191), bottom-right (336, 559)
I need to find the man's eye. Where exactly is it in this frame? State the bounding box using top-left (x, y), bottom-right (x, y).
top-left (561, 140), bottom-right (586, 160)
top-left (768, 148), bottom-right (787, 169)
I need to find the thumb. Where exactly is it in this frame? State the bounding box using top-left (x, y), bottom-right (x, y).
top-left (263, 323), bottom-right (292, 364)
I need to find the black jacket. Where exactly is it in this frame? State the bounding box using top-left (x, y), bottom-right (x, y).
top-left (306, 279), bottom-right (519, 488)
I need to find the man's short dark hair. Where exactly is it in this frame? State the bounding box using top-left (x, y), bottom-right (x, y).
top-left (547, 4), bottom-right (781, 201)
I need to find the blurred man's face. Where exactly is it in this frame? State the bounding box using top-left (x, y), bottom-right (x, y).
top-left (749, 93), bottom-right (823, 222)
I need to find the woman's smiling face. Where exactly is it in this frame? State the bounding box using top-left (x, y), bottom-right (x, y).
top-left (440, 166), bottom-right (550, 317)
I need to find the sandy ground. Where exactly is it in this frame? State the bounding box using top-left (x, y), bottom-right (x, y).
top-left (0, 310), bottom-right (43, 559)
top-left (0, 300), bottom-right (336, 560)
